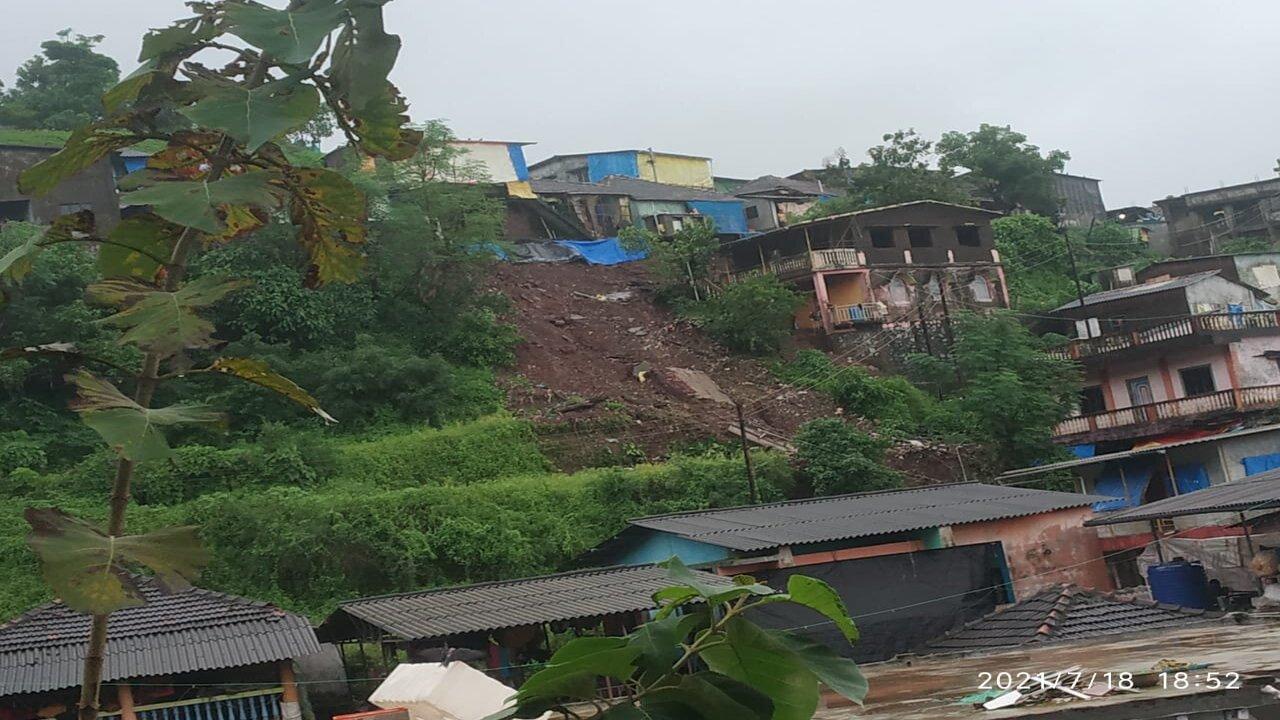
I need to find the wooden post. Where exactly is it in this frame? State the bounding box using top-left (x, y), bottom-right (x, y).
top-left (117, 684), bottom-right (137, 720)
top-left (280, 660), bottom-right (300, 704)
top-left (1240, 512), bottom-right (1265, 593)
top-left (1150, 520), bottom-right (1166, 563)
top-left (1163, 451), bottom-right (1180, 496)
top-left (735, 401), bottom-right (759, 504)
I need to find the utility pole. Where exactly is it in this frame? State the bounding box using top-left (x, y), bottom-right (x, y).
top-left (735, 401), bottom-right (759, 504)
top-left (938, 274), bottom-right (956, 351)
top-left (1062, 219), bottom-right (1091, 310)
top-left (916, 300), bottom-right (934, 356)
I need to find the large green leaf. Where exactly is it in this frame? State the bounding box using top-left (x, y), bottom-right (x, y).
top-left (516, 636), bottom-right (641, 701)
top-left (701, 617), bottom-right (819, 720)
top-left (785, 575), bottom-right (859, 643)
top-left (66, 370), bottom-right (224, 462)
top-left (344, 81), bottom-right (422, 161)
top-left (628, 611), bottom-right (685, 677)
top-left (0, 211), bottom-right (97, 286)
top-left (288, 168), bottom-right (368, 285)
top-left (647, 673), bottom-right (773, 720)
top-left (210, 357), bottom-right (336, 424)
top-left (25, 507), bottom-right (208, 614)
top-left (769, 632), bottom-right (868, 705)
top-left (225, 0), bottom-right (347, 64)
top-left (329, 1), bottom-right (421, 160)
top-left (0, 229), bottom-right (42, 284)
top-left (99, 214), bottom-right (182, 280)
top-left (17, 126), bottom-right (140, 196)
top-left (103, 64), bottom-right (158, 114)
top-left (139, 16), bottom-right (219, 61)
top-left (179, 78), bottom-right (321, 151)
top-left (91, 276), bottom-right (248, 357)
top-left (660, 556), bottom-right (727, 599)
top-left (120, 170), bottom-right (281, 234)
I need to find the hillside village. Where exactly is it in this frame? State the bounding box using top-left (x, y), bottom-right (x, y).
top-left (4, 4), bottom-right (1280, 720)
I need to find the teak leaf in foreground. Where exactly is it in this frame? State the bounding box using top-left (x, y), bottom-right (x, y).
top-left (120, 170), bottom-right (281, 234)
top-left (210, 357), bottom-right (337, 424)
top-left (179, 78), bottom-right (321, 151)
top-left (98, 214), bottom-right (182, 280)
top-left (17, 126), bottom-right (142, 197)
top-left (701, 617), bottom-right (820, 720)
top-left (224, 0), bottom-right (347, 64)
top-left (24, 507), bottom-right (208, 614)
top-left (785, 575), bottom-right (860, 642)
top-left (288, 168), bottom-right (369, 285)
top-left (90, 276), bottom-right (249, 357)
top-left (67, 370), bottom-right (224, 461)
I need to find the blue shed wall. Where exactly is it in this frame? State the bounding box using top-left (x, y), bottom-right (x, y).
top-left (614, 530), bottom-right (731, 567)
top-left (687, 200), bottom-right (749, 235)
top-left (587, 151), bottom-right (640, 183)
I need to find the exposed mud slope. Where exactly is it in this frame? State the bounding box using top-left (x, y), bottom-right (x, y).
top-left (490, 261), bottom-right (835, 467)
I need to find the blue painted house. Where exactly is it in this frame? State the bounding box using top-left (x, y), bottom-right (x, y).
top-left (528, 149), bottom-right (715, 189)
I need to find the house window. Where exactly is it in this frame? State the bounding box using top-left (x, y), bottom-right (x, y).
top-left (869, 227), bottom-right (894, 248)
top-left (925, 276), bottom-right (941, 299)
top-left (1126, 376), bottom-right (1154, 406)
top-left (745, 205), bottom-right (760, 219)
top-left (907, 227), bottom-right (933, 247)
top-left (969, 276), bottom-right (993, 302)
top-left (0, 200), bottom-right (30, 223)
top-left (1179, 365), bottom-right (1216, 397)
top-left (58, 203), bottom-right (93, 215)
top-left (1079, 385), bottom-right (1106, 415)
top-left (887, 277), bottom-right (911, 305)
top-left (955, 225), bottom-right (981, 246)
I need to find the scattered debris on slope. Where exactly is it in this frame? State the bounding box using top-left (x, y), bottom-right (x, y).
top-left (490, 261), bottom-right (833, 468)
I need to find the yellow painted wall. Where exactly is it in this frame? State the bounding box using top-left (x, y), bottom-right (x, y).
top-left (823, 273), bottom-right (870, 306)
top-left (638, 154), bottom-right (714, 188)
top-left (795, 293), bottom-right (822, 329)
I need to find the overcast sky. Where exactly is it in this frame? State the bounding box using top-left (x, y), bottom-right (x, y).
top-left (4, 0), bottom-right (1278, 207)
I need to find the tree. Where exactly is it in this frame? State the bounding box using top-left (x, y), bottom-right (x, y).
top-left (906, 312), bottom-right (1081, 469)
top-left (0, 30), bottom-right (120, 130)
top-left (686, 275), bottom-right (801, 355)
top-left (806, 130), bottom-right (969, 218)
top-left (1, 2), bottom-right (422, 717)
top-left (620, 219), bottom-right (720, 295)
top-left (490, 557), bottom-right (868, 720)
top-left (793, 418), bottom-right (900, 496)
top-left (937, 124), bottom-right (1069, 216)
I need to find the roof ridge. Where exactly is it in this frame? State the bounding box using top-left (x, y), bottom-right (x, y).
top-left (628, 481), bottom-right (986, 524)
top-left (337, 564), bottom-right (676, 606)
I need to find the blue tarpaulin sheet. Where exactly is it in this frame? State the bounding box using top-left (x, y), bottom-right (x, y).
top-left (587, 151), bottom-right (640, 183)
top-left (687, 200), bottom-right (749, 235)
top-left (507, 144), bottom-right (530, 181)
top-left (1174, 463), bottom-right (1211, 494)
top-left (1070, 444), bottom-right (1096, 459)
top-left (1244, 453), bottom-right (1280, 476)
top-left (555, 237), bottom-right (648, 266)
top-left (1092, 461), bottom-right (1154, 511)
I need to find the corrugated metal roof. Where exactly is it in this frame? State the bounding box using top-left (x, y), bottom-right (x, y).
top-left (1000, 423), bottom-right (1280, 479)
top-left (323, 565), bottom-right (732, 642)
top-left (629, 483), bottom-right (1107, 552)
top-left (927, 585), bottom-right (1215, 652)
top-left (0, 583), bottom-right (319, 696)
top-left (528, 178), bottom-right (630, 196)
top-left (1051, 270), bottom-right (1222, 311)
top-left (732, 175), bottom-right (836, 199)
top-left (597, 176), bottom-right (739, 202)
top-left (1085, 467), bottom-right (1280, 526)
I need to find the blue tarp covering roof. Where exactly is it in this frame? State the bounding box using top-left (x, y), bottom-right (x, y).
top-left (1244, 453), bottom-right (1280, 476)
top-left (555, 237), bottom-right (648, 266)
top-left (687, 200), bottom-right (748, 235)
top-left (1070, 444), bottom-right (1096, 459)
top-left (1092, 461), bottom-right (1154, 511)
top-left (1174, 463), bottom-right (1211, 494)
top-left (587, 151), bottom-right (640, 183)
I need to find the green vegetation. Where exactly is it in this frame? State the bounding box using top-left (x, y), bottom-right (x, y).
top-left (793, 418), bottom-right (900, 496)
top-left (0, 30), bottom-right (120, 130)
top-left (0, 417), bottom-right (793, 620)
top-left (805, 130), bottom-right (970, 217)
top-left (937, 124), bottom-right (1069, 216)
top-left (684, 275), bottom-right (802, 355)
top-left (994, 213), bottom-right (1154, 311)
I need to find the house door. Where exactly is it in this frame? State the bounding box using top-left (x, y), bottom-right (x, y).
top-left (1126, 376), bottom-right (1154, 406)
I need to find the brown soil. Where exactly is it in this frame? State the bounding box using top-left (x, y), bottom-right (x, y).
top-left (489, 261), bottom-right (835, 469)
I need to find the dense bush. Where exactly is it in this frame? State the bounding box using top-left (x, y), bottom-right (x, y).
top-left (777, 350), bottom-right (934, 435)
top-left (684, 275), bottom-right (802, 355)
top-left (793, 418), bottom-right (900, 496)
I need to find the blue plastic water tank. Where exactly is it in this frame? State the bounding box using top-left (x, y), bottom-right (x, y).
top-left (1147, 559), bottom-right (1210, 609)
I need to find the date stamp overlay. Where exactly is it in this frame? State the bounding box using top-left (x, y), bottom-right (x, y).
top-left (977, 669), bottom-right (1243, 693)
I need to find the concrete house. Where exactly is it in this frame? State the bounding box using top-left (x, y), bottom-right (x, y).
top-left (713, 200), bottom-right (1008, 350)
top-left (731, 175), bottom-right (839, 232)
top-left (528, 149), bottom-right (714, 189)
top-left (0, 129), bottom-right (121, 232)
top-left (585, 483), bottom-right (1111, 661)
top-left (1137, 251), bottom-right (1280, 301)
top-left (1052, 172), bottom-right (1106, 228)
top-left (322, 138), bottom-right (532, 184)
top-left (1044, 271), bottom-right (1280, 447)
top-left (1155, 177), bottom-right (1280, 257)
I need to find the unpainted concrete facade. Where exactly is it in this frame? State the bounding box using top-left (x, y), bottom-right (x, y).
top-left (0, 145), bottom-right (120, 232)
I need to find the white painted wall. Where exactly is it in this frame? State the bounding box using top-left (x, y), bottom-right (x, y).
top-left (1231, 336), bottom-right (1280, 387)
top-left (448, 142), bottom-right (519, 182)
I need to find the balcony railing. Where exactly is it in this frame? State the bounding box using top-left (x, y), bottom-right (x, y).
top-left (830, 303), bottom-right (887, 326)
top-left (102, 688), bottom-right (285, 720)
top-left (1053, 385), bottom-right (1280, 438)
top-left (1049, 311), bottom-right (1280, 361)
top-left (728, 249), bottom-right (864, 282)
